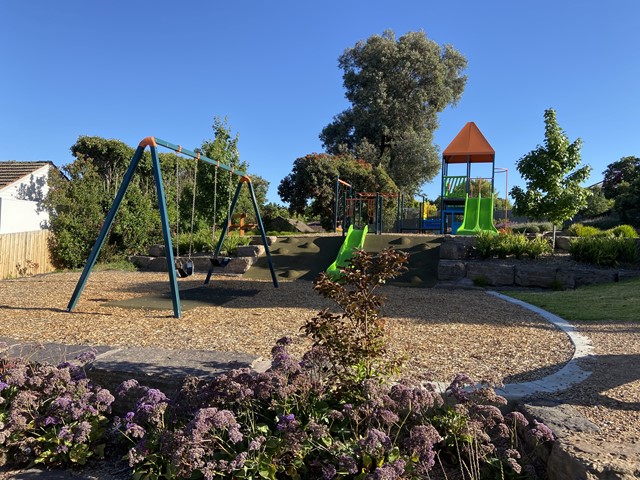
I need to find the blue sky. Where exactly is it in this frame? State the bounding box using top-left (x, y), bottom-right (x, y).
top-left (1, 1), bottom-right (638, 204)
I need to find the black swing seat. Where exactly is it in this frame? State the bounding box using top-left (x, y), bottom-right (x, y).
top-left (176, 260), bottom-right (194, 278)
top-left (210, 256), bottom-right (231, 268)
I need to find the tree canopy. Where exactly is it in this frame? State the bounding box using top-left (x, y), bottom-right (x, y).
top-left (44, 119), bottom-right (268, 268)
top-left (278, 153), bottom-right (397, 230)
top-left (601, 156), bottom-right (640, 225)
top-left (601, 156), bottom-right (639, 200)
top-left (319, 30), bottom-right (467, 194)
top-left (510, 109), bottom-right (591, 241)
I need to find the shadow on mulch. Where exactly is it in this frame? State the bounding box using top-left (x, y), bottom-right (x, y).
top-left (102, 286), bottom-right (260, 311)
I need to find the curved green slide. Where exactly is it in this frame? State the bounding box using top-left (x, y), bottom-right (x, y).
top-left (326, 224), bottom-right (368, 279)
top-left (456, 194), bottom-right (498, 235)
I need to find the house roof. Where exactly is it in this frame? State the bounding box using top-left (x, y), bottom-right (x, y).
top-left (442, 122), bottom-right (495, 164)
top-left (0, 161), bottom-right (53, 190)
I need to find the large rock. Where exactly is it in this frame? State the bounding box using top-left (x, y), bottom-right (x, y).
top-left (554, 235), bottom-right (572, 251)
top-left (437, 260), bottom-right (466, 281)
top-left (224, 256), bottom-right (255, 274)
top-left (148, 244), bottom-right (166, 257)
top-left (268, 216), bottom-right (316, 233)
top-left (250, 235), bottom-right (278, 246)
top-left (466, 261), bottom-right (515, 286)
top-left (515, 264), bottom-right (558, 288)
top-left (236, 245), bottom-right (265, 257)
top-left (563, 267), bottom-right (618, 288)
top-left (440, 235), bottom-right (476, 260)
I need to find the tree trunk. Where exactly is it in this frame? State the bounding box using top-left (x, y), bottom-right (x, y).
top-left (552, 224), bottom-right (557, 252)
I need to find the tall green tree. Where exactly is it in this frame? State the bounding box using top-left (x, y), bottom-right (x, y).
top-left (601, 156), bottom-right (639, 199)
top-left (194, 117), bottom-right (268, 231)
top-left (320, 30), bottom-right (467, 194)
top-left (278, 153), bottom-right (397, 230)
top-left (510, 109), bottom-right (591, 246)
top-left (601, 156), bottom-right (640, 225)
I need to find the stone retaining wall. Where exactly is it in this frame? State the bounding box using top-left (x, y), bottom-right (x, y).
top-left (438, 235), bottom-right (640, 289)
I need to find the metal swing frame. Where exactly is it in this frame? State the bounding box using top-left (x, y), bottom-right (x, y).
top-left (66, 136), bottom-right (278, 319)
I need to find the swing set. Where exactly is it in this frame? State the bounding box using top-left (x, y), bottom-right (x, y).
top-left (66, 136), bottom-right (278, 319)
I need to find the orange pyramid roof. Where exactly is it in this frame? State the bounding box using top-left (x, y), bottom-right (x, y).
top-left (442, 122), bottom-right (495, 164)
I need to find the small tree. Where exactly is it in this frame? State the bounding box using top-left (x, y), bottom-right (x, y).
top-left (510, 109), bottom-right (591, 247)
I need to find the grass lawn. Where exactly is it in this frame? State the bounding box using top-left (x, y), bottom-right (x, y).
top-left (503, 277), bottom-right (640, 322)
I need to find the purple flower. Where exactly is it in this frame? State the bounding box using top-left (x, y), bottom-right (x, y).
top-left (0, 381), bottom-right (10, 392)
top-left (529, 419), bottom-right (555, 442)
top-left (338, 455), bottom-right (358, 474)
top-left (72, 421), bottom-right (92, 443)
top-left (125, 422), bottom-right (146, 439)
top-left (277, 413), bottom-right (297, 432)
top-left (505, 411), bottom-right (529, 428)
top-left (407, 425), bottom-right (442, 472)
top-left (358, 429), bottom-right (392, 457)
top-left (248, 435), bottom-right (265, 451)
top-left (372, 459), bottom-right (405, 480)
top-left (74, 349), bottom-right (97, 364)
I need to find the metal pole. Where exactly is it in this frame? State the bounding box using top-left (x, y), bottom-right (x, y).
top-left (150, 146), bottom-right (181, 318)
top-left (245, 179), bottom-right (278, 288)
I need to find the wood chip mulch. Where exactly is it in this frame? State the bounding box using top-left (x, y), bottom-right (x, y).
top-left (0, 270), bottom-right (573, 384)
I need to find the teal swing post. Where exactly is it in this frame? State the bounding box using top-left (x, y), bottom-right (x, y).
top-left (66, 136), bottom-right (277, 320)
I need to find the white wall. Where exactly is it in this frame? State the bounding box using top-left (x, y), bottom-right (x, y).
top-left (0, 197), bottom-right (48, 234)
top-left (0, 164), bottom-right (52, 234)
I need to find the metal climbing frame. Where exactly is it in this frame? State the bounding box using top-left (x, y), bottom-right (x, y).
top-left (66, 136), bottom-right (278, 319)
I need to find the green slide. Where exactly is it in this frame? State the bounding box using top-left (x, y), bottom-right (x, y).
top-left (456, 195), bottom-right (498, 235)
top-left (478, 197), bottom-right (499, 234)
top-left (326, 224), bottom-right (368, 279)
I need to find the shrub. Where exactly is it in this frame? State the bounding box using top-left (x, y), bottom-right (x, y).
top-left (474, 231), bottom-right (552, 260)
top-left (536, 222), bottom-right (554, 232)
top-left (475, 231), bottom-right (498, 259)
top-left (584, 215), bottom-right (620, 231)
top-left (510, 223), bottom-right (539, 234)
top-left (565, 223), bottom-right (604, 237)
top-left (0, 348), bottom-right (113, 467)
top-left (525, 236), bottom-right (553, 259)
top-left (607, 224), bottom-right (638, 238)
top-left (569, 237), bottom-right (639, 266)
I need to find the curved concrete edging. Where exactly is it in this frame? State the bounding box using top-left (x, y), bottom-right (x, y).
top-left (486, 291), bottom-right (594, 400)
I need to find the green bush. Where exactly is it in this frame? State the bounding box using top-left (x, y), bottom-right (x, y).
top-left (510, 223), bottom-right (540, 234)
top-left (566, 223), bottom-right (604, 237)
top-left (474, 231), bottom-right (552, 260)
top-left (569, 237), bottom-right (638, 266)
top-left (537, 222), bottom-right (554, 232)
top-left (474, 231), bottom-right (497, 259)
top-left (526, 236), bottom-right (553, 259)
top-left (607, 224), bottom-right (638, 238)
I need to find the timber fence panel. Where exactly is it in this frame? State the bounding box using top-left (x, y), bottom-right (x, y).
top-left (0, 230), bottom-right (56, 279)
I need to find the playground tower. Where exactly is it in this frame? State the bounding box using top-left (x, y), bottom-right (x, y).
top-left (440, 122), bottom-right (496, 234)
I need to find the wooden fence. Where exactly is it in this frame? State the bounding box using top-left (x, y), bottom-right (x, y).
top-left (0, 230), bottom-right (56, 279)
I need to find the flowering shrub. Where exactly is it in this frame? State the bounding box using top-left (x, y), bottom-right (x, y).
top-left (0, 347), bottom-right (114, 467)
